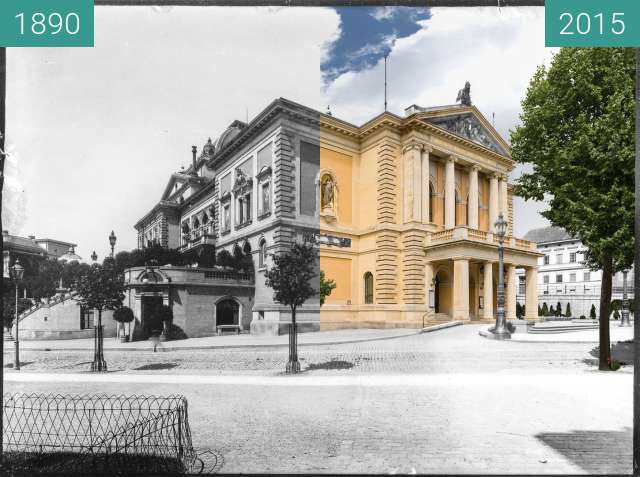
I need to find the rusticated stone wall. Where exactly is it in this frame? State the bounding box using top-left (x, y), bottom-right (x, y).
top-left (401, 231), bottom-right (425, 304)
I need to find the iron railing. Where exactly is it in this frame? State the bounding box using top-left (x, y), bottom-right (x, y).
top-left (2, 393), bottom-right (202, 475)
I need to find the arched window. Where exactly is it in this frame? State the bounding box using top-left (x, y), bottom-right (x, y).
top-left (364, 272), bottom-right (374, 304)
top-left (259, 239), bottom-right (267, 268)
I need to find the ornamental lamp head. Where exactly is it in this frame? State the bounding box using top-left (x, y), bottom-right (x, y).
top-left (494, 213), bottom-right (508, 242)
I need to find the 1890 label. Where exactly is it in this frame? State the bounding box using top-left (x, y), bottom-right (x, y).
top-left (0, 0), bottom-right (93, 47)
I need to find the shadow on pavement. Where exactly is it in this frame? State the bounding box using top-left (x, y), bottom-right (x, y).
top-left (133, 363), bottom-right (178, 371)
top-left (305, 360), bottom-right (354, 371)
top-left (585, 341), bottom-right (634, 367)
top-left (535, 427), bottom-right (631, 474)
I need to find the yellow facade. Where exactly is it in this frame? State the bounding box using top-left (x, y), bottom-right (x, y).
top-left (319, 104), bottom-right (541, 329)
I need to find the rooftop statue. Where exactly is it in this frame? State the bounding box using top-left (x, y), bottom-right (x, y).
top-left (456, 81), bottom-right (472, 106)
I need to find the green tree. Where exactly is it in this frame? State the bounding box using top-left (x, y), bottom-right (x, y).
top-left (556, 302), bottom-right (562, 317)
top-left (549, 305), bottom-right (555, 316)
top-left (565, 302), bottom-right (572, 318)
top-left (511, 48), bottom-right (634, 370)
top-left (515, 302), bottom-right (523, 319)
top-left (113, 306), bottom-right (134, 340)
top-left (265, 242), bottom-right (318, 373)
top-left (320, 270), bottom-right (336, 307)
top-left (73, 258), bottom-right (125, 370)
top-left (541, 302), bottom-right (549, 316)
top-left (590, 303), bottom-right (597, 320)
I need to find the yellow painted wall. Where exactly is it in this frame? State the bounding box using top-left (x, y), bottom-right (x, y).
top-left (320, 147), bottom-right (353, 226)
top-left (358, 147), bottom-right (379, 228)
top-left (320, 256), bottom-right (352, 303)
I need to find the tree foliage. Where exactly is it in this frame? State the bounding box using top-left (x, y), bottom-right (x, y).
top-left (73, 258), bottom-right (125, 318)
top-left (319, 270), bottom-right (336, 307)
top-left (264, 243), bottom-right (318, 318)
top-left (113, 306), bottom-right (134, 323)
top-left (511, 48), bottom-right (634, 369)
top-left (565, 302), bottom-right (572, 318)
top-left (590, 303), bottom-right (597, 320)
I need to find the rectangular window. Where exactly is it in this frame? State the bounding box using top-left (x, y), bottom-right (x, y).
top-left (543, 255), bottom-right (549, 265)
top-left (556, 254), bottom-right (563, 264)
top-left (261, 181), bottom-right (270, 215)
top-left (222, 204), bottom-right (230, 232)
top-left (543, 275), bottom-right (550, 284)
top-left (569, 252), bottom-right (576, 263)
top-left (584, 271), bottom-right (591, 282)
top-left (556, 274), bottom-right (563, 283)
top-left (300, 141), bottom-right (319, 216)
top-left (257, 143), bottom-right (272, 171)
top-left (570, 273), bottom-right (576, 282)
top-left (518, 276), bottom-right (525, 295)
top-left (80, 307), bottom-right (94, 330)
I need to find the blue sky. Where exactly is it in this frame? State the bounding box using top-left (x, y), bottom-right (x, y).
top-left (322, 7), bottom-right (430, 85)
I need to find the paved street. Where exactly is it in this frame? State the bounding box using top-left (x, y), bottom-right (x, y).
top-left (3, 324), bottom-right (633, 375)
top-left (3, 325), bottom-right (633, 473)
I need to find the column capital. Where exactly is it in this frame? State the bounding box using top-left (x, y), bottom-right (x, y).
top-left (446, 155), bottom-right (457, 164)
top-left (402, 140), bottom-right (427, 154)
top-left (470, 164), bottom-right (480, 172)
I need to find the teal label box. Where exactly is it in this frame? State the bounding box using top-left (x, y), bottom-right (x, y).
top-left (0, 0), bottom-right (94, 47)
top-left (546, 0), bottom-right (640, 47)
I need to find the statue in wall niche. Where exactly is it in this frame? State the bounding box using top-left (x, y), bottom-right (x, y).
top-left (456, 81), bottom-right (472, 106)
top-left (320, 174), bottom-right (335, 210)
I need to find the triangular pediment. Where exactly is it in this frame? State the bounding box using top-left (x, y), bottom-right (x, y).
top-left (423, 111), bottom-right (509, 156)
top-left (161, 174), bottom-right (189, 201)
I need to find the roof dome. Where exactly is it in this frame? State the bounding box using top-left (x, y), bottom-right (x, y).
top-left (58, 246), bottom-right (83, 262)
top-left (213, 123), bottom-right (244, 152)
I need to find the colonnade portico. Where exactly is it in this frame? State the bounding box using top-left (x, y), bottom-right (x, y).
top-left (401, 143), bottom-right (510, 231)
top-left (426, 256), bottom-right (540, 323)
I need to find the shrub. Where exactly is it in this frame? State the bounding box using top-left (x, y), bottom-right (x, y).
top-left (165, 323), bottom-right (188, 340)
top-left (565, 303), bottom-right (572, 318)
top-left (613, 309), bottom-right (620, 320)
top-left (113, 306), bottom-right (134, 323)
top-left (556, 302), bottom-right (562, 317)
top-left (590, 304), bottom-right (597, 319)
top-left (541, 302), bottom-right (549, 316)
top-left (157, 305), bottom-right (173, 324)
top-left (516, 302), bottom-right (523, 319)
top-left (579, 315), bottom-right (586, 320)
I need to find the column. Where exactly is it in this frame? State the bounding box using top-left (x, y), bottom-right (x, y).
top-left (425, 262), bottom-right (434, 306)
top-left (499, 175), bottom-right (508, 223)
top-left (468, 165), bottom-right (479, 229)
top-left (421, 147), bottom-right (431, 223)
top-left (403, 144), bottom-right (421, 223)
top-left (483, 262), bottom-right (493, 320)
top-left (453, 258), bottom-right (469, 321)
top-left (506, 264), bottom-right (517, 320)
top-left (525, 267), bottom-right (539, 321)
top-left (489, 173), bottom-right (499, 231)
top-left (412, 145), bottom-right (422, 221)
top-left (444, 156), bottom-right (456, 229)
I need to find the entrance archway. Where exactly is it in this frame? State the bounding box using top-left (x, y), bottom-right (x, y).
top-left (141, 296), bottom-right (163, 337)
top-left (216, 298), bottom-right (240, 327)
top-left (434, 270), bottom-right (452, 316)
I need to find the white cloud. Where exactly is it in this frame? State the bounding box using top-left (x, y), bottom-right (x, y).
top-left (370, 7), bottom-right (399, 21)
top-left (323, 7), bottom-right (557, 236)
top-left (7, 6), bottom-right (338, 260)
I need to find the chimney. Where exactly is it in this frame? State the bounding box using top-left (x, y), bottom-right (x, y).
top-left (191, 146), bottom-right (198, 176)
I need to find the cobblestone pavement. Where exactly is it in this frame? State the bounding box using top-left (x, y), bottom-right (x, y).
top-left (5, 373), bottom-right (631, 474)
top-left (3, 325), bottom-right (632, 375)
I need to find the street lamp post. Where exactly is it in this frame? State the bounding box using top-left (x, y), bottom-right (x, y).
top-left (11, 260), bottom-right (24, 370)
top-left (109, 231), bottom-right (117, 258)
top-left (492, 213), bottom-right (511, 339)
top-left (620, 269), bottom-right (631, 327)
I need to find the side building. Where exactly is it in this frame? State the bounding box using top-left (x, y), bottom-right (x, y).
top-left (516, 226), bottom-right (635, 318)
top-left (132, 98), bottom-right (321, 337)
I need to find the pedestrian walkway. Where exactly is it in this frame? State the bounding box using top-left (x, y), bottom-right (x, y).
top-left (8, 323), bottom-right (461, 352)
top-left (508, 322), bottom-right (634, 343)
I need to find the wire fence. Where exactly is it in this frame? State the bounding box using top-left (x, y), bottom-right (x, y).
top-left (2, 392), bottom-right (203, 475)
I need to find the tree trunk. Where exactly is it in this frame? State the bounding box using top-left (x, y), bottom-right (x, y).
top-left (598, 254), bottom-right (613, 370)
top-left (286, 306), bottom-right (300, 374)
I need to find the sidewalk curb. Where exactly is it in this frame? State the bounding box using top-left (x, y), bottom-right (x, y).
top-left (7, 321), bottom-right (464, 353)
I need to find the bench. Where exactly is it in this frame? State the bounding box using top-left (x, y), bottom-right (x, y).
top-left (216, 325), bottom-right (241, 336)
